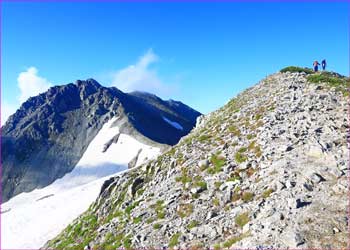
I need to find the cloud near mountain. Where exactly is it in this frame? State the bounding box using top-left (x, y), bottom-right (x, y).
top-left (110, 49), bottom-right (176, 96)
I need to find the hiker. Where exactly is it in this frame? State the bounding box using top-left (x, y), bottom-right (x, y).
top-left (322, 59), bottom-right (326, 70)
top-left (313, 60), bottom-right (320, 72)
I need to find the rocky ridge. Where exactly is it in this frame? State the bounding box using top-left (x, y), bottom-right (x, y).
top-left (45, 69), bottom-right (349, 249)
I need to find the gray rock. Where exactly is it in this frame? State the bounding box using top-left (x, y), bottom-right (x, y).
top-left (198, 159), bottom-right (209, 168)
top-left (190, 186), bottom-right (205, 194)
top-left (281, 230), bottom-right (305, 247)
top-left (310, 173), bottom-right (325, 183)
top-left (329, 168), bottom-right (344, 178)
top-left (206, 211), bottom-right (218, 220)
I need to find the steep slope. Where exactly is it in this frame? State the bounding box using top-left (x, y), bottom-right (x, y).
top-left (2, 117), bottom-right (161, 249)
top-left (45, 69), bottom-right (349, 249)
top-left (2, 79), bottom-right (201, 202)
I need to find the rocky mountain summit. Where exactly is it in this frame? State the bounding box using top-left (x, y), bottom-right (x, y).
top-left (45, 69), bottom-right (349, 249)
top-left (2, 79), bottom-right (200, 202)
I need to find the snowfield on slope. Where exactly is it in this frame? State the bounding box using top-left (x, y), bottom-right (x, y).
top-left (1, 118), bottom-right (161, 249)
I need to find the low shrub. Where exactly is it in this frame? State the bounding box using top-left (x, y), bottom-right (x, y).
top-left (187, 220), bottom-right (199, 229)
top-left (235, 212), bottom-right (250, 228)
top-left (262, 188), bottom-right (274, 199)
top-left (169, 232), bottom-right (181, 247)
top-left (242, 191), bottom-right (254, 202)
top-left (280, 66), bottom-right (313, 74)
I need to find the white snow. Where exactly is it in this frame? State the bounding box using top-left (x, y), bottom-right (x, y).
top-left (162, 116), bottom-right (183, 130)
top-left (1, 117), bottom-right (160, 249)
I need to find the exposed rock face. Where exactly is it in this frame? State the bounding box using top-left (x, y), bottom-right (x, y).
top-left (45, 71), bottom-right (349, 249)
top-left (1, 79), bottom-right (201, 202)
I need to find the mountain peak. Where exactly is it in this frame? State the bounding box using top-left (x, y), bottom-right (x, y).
top-left (74, 78), bottom-right (102, 99)
top-left (75, 78), bottom-right (101, 88)
top-left (1, 78), bottom-right (201, 203)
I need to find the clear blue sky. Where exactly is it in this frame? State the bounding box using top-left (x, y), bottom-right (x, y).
top-left (2, 1), bottom-right (349, 121)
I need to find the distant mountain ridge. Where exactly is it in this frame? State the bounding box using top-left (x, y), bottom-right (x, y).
top-left (1, 79), bottom-right (201, 202)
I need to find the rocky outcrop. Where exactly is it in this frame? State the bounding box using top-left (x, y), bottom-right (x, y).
top-left (2, 79), bottom-right (201, 202)
top-left (45, 70), bottom-right (349, 249)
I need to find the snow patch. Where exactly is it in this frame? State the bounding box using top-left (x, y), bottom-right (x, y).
top-left (1, 117), bottom-right (160, 249)
top-left (162, 116), bottom-right (183, 130)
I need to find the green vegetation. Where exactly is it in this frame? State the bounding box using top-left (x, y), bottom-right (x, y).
top-left (155, 199), bottom-right (164, 206)
top-left (123, 236), bottom-right (132, 249)
top-left (246, 134), bottom-right (255, 140)
top-left (85, 214), bottom-right (97, 229)
top-left (227, 175), bottom-right (241, 182)
top-left (268, 105), bottom-right (275, 111)
top-left (280, 66), bottom-right (313, 74)
top-left (133, 216), bottom-right (142, 224)
top-left (213, 197), bottom-right (220, 206)
top-left (183, 135), bottom-right (195, 146)
top-left (254, 114), bottom-right (263, 120)
top-left (214, 244), bottom-right (221, 250)
top-left (195, 180), bottom-right (207, 191)
top-left (73, 222), bottom-right (82, 236)
top-left (208, 154), bottom-right (226, 174)
top-left (191, 193), bottom-right (200, 199)
top-left (176, 152), bottom-right (184, 165)
top-left (234, 152), bottom-right (248, 163)
top-left (307, 72), bottom-right (344, 85)
top-left (146, 217), bottom-right (155, 224)
top-left (214, 181), bottom-right (223, 189)
top-left (151, 200), bottom-right (166, 220)
top-left (153, 223), bottom-right (161, 229)
top-left (222, 233), bottom-right (249, 248)
top-left (125, 202), bottom-right (138, 216)
top-left (307, 72), bottom-right (350, 95)
top-left (155, 200), bottom-right (165, 219)
top-left (228, 125), bottom-right (241, 136)
top-left (175, 168), bottom-right (192, 185)
top-left (167, 147), bottom-right (176, 156)
top-left (104, 208), bottom-right (121, 222)
top-left (242, 192), bottom-right (254, 202)
top-left (169, 232), bottom-right (181, 247)
top-left (198, 134), bottom-right (212, 142)
top-left (262, 188), bottom-right (274, 199)
top-left (187, 220), bottom-right (199, 229)
top-left (136, 188), bottom-right (145, 196)
top-left (98, 233), bottom-right (125, 250)
top-left (238, 147), bottom-right (247, 153)
top-left (224, 205), bottom-right (231, 211)
top-left (235, 212), bottom-right (250, 228)
top-left (157, 211), bottom-right (166, 219)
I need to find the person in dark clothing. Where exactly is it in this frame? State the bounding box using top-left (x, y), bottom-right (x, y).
top-left (321, 59), bottom-right (326, 70)
top-left (313, 60), bottom-right (320, 72)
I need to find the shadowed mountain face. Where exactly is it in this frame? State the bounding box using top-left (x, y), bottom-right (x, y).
top-left (1, 79), bottom-right (201, 202)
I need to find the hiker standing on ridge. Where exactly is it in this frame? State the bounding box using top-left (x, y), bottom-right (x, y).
top-left (313, 60), bottom-right (320, 72)
top-left (322, 59), bottom-right (327, 70)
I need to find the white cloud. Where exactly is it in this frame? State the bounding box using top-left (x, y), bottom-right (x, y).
top-left (17, 67), bottom-right (52, 104)
top-left (1, 67), bottom-right (53, 125)
top-left (110, 49), bottom-right (175, 96)
top-left (1, 101), bottom-right (17, 125)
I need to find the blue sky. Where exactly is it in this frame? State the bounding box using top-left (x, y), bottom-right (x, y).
top-left (2, 1), bottom-right (349, 123)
